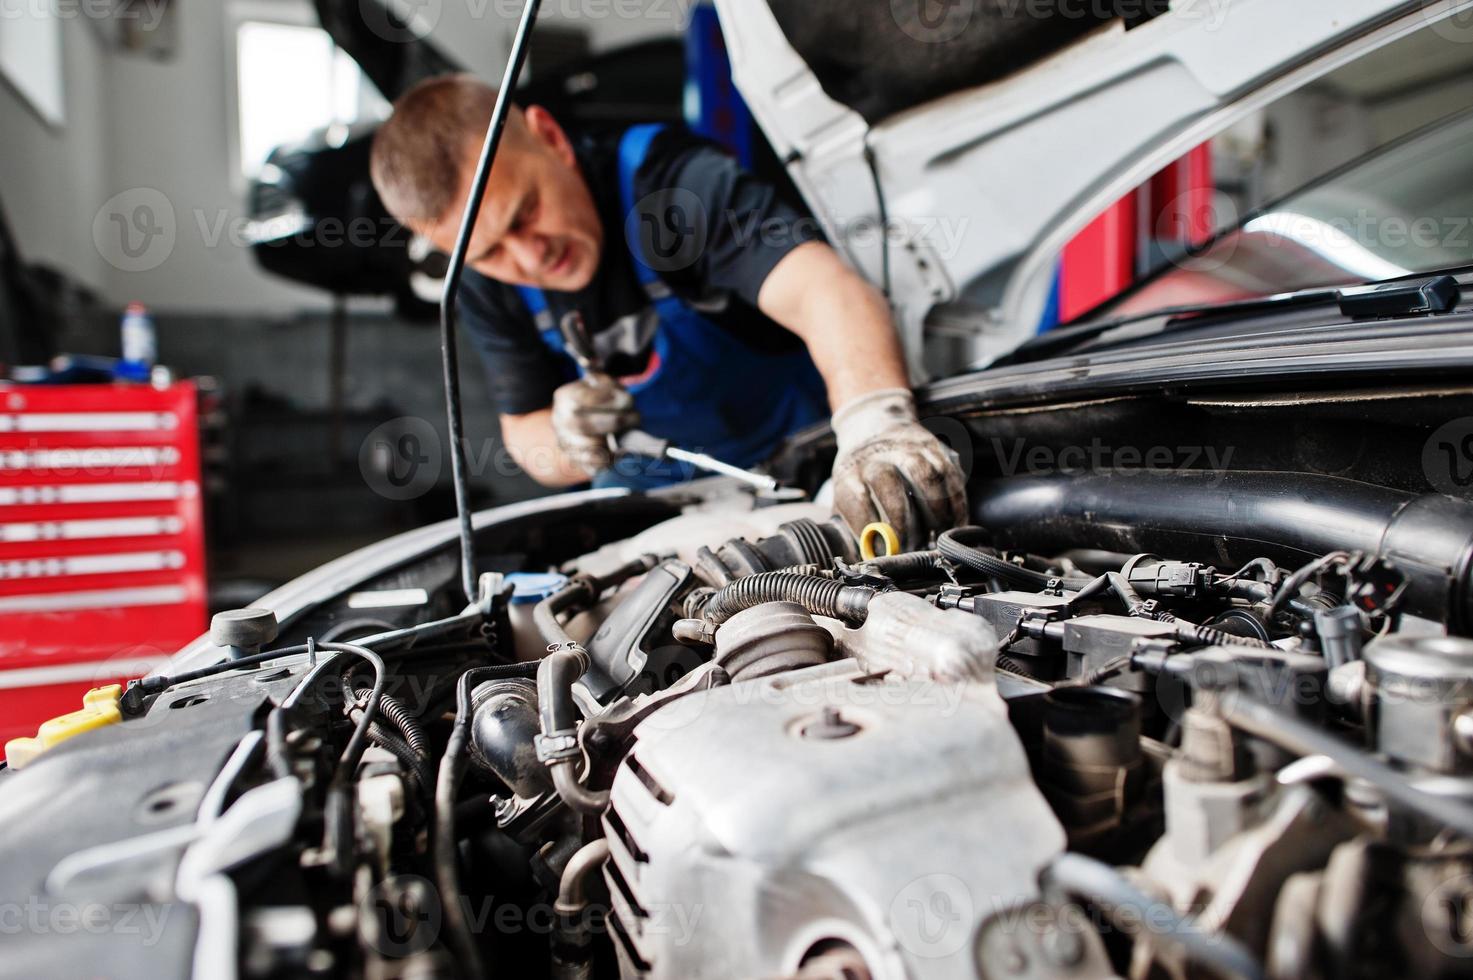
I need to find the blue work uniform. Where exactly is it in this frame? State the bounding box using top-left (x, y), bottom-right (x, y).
top-left (459, 124), bottom-right (829, 490)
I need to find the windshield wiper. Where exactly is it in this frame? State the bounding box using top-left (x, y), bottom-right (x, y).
top-left (1336, 275), bottom-right (1460, 318)
top-left (1005, 267), bottom-right (1472, 365)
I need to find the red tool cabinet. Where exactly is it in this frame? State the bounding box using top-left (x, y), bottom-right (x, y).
top-left (0, 382), bottom-right (208, 745)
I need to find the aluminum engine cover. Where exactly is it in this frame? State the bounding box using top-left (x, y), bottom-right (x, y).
top-left (602, 659), bottom-right (1065, 979)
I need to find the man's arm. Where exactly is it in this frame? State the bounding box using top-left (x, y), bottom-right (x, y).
top-left (757, 241), bottom-right (967, 547)
top-left (501, 409), bottom-right (599, 488)
top-left (756, 241), bottom-right (908, 408)
top-left (455, 274), bottom-right (597, 487)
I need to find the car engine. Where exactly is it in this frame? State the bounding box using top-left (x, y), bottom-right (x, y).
top-left (7, 475), bottom-right (1473, 980)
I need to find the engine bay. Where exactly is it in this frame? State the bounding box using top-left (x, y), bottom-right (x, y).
top-left (7, 463), bottom-right (1473, 980)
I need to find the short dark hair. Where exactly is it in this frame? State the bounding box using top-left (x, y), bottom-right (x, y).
top-left (370, 73), bottom-right (507, 225)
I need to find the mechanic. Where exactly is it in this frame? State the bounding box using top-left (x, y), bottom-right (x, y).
top-left (369, 73), bottom-right (965, 546)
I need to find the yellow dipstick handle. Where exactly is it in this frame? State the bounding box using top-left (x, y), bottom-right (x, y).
top-left (859, 522), bottom-right (901, 560)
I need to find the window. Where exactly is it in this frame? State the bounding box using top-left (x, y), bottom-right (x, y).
top-left (0, 3), bottom-right (63, 126)
top-left (234, 20), bottom-right (388, 179)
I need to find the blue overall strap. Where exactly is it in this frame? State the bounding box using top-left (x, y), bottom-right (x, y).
top-left (517, 123), bottom-right (668, 341)
top-left (617, 123), bottom-right (671, 293)
top-left (515, 284), bottom-right (563, 353)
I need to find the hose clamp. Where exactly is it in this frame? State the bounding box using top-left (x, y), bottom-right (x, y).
top-left (534, 730), bottom-right (581, 764)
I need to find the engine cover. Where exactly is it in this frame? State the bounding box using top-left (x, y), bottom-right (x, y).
top-left (602, 659), bottom-right (1065, 979)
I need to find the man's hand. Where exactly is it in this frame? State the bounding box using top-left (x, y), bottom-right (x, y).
top-left (831, 389), bottom-right (967, 549)
top-left (550, 373), bottom-right (639, 477)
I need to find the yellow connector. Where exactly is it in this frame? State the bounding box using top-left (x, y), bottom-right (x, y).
top-left (4, 684), bottom-right (124, 771)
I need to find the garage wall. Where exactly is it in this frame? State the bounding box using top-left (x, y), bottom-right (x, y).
top-left (432, 0), bottom-right (689, 78)
top-left (9, 0), bottom-right (686, 318)
top-left (96, 0), bottom-right (352, 315)
top-left (0, 13), bottom-right (110, 297)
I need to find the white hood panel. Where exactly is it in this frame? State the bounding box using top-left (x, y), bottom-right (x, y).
top-left (715, 0), bottom-right (1471, 370)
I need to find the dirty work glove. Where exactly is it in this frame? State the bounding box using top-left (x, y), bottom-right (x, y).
top-left (551, 373), bottom-right (639, 477)
top-left (831, 388), bottom-right (967, 550)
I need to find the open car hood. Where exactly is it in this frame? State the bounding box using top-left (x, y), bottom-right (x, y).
top-left (715, 0), bottom-right (1471, 369)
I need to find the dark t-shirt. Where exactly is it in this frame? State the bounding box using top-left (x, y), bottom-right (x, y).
top-left (459, 128), bottom-right (823, 416)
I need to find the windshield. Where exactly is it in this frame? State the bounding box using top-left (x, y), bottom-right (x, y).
top-left (1103, 107), bottom-right (1473, 319)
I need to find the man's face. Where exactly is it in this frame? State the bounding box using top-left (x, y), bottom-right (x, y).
top-left (417, 107), bottom-right (604, 293)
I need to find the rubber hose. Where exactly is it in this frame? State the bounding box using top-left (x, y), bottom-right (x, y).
top-left (702, 572), bottom-right (875, 626)
top-left (939, 528), bottom-right (1093, 591)
top-left (537, 646), bottom-right (590, 741)
top-left (1068, 572), bottom-right (1152, 617)
top-left (535, 646), bottom-right (613, 814)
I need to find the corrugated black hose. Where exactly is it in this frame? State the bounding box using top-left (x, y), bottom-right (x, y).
top-left (701, 571), bottom-right (876, 626)
top-left (367, 725), bottom-right (434, 801)
top-left (349, 686), bottom-right (434, 797)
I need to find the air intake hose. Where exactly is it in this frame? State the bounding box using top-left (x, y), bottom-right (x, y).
top-left (975, 471), bottom-right (1473, 632)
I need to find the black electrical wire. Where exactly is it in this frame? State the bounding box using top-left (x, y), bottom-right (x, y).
top-left (435, 662), bottom-right (542, 976)
top-left (320, 617), bottom-right (398, 642)
top-left (1065, 571), bottom-right (1149, 617)
top-left (1264, 551), bottom-right (1352, 622)
top-left (938, 527), bottom-right (1094, 591)
top-left (128, 608), bottom-right (489, 712)
top-left (265, 640), bottom-right (384, 876)
top-left (323, 642), bottom-right (387, 789)
top-left (438, 0), bottom-right (545, 604)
